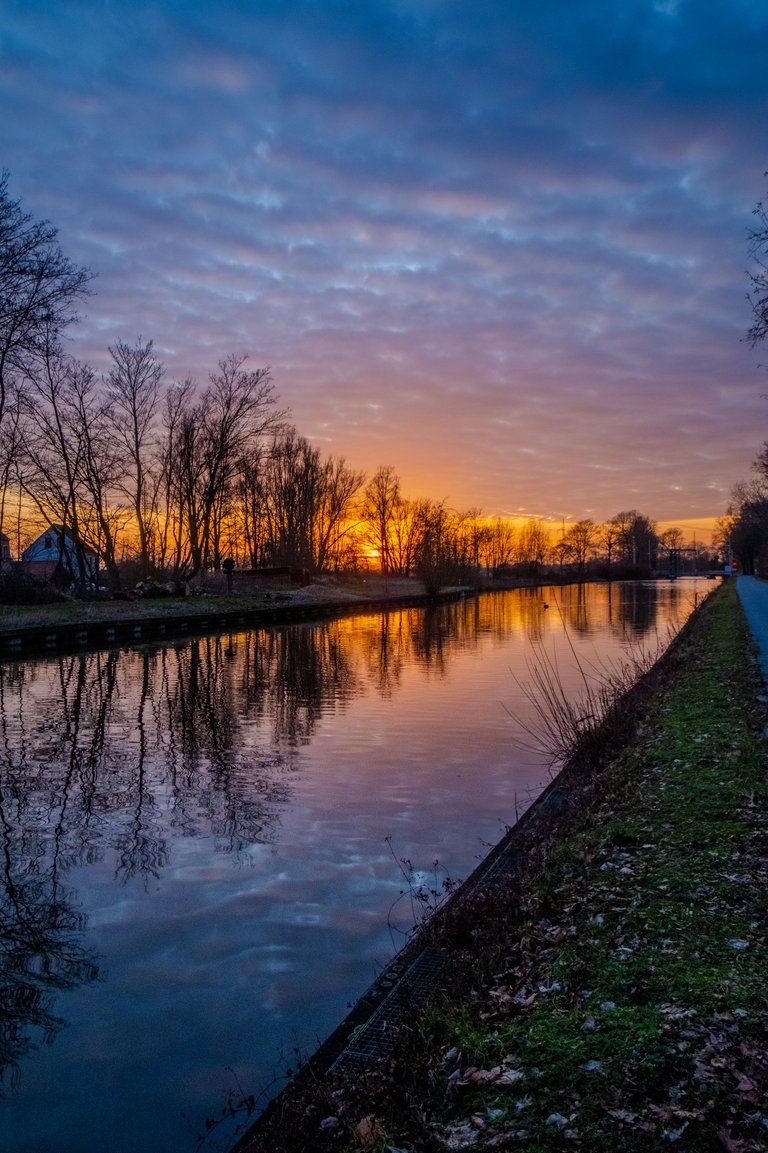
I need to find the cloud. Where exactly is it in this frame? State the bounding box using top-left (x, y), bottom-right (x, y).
top-left (1, 0), bottom-right (767, 522)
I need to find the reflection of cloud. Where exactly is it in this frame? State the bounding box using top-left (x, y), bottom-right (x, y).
top-left (0, 869), bottom-right (99, 1086)
top-left (0, 2), bottom-right (765, 522)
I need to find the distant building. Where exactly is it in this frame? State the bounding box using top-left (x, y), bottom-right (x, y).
top-left (22, 525), bottom-right (98, 587)
top-left (0, 532), bottom-right (10, 571)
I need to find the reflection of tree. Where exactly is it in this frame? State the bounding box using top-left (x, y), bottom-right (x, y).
top-left (0, 634), bottom-right (302, 1079)
top-left (359, 613), bottom-right (409, 698)
top-left (558, 583), bottom-right (591, 635)
top-left (517, 588), bottom-right (549, 644)
top-left (535, 582), bottom-right (671, 644)
top-left (0, 854), bottom-right (99, 1089)
top-left (240, 624), bottom-right (360, 746)
top-left (114, 648), bottom-right (168, 885)
top-left (0, 667), bottom-right (99, 1087)
top-left (409, 604), bottom-right (450, 674)
top-left (147, 637), bottom-right (293, 859)
top-left (351, 600), bottom-right (490, 694)
top-left (607, 581), bottom-right (660, 640)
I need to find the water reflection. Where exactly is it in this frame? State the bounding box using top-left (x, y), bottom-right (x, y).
top-left (0, 581), bottom-right (708, 1149)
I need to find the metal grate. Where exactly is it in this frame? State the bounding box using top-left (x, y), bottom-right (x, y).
top-left (331, 945), bottom-right (446, 1070)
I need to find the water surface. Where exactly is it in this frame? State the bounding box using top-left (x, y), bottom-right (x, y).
top-left (0, 581), bottom-right (710, 1152)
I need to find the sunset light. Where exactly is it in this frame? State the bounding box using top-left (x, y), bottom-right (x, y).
top-left (1, 1), bottom-right (766, 529)
top-left (3, 6), bottom-right (768, 1148)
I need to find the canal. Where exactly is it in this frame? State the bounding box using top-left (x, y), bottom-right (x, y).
top-left (0, 580), bottom-right (710, 1152)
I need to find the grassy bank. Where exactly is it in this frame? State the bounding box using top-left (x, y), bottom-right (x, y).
top-left (0, 576), bottom-right (428, 632)
top-left (242, 580), bottom-right (768, 1152)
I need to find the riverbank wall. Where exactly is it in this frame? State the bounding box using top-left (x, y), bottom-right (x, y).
top-left (0, 585), bottom-right (476, 661)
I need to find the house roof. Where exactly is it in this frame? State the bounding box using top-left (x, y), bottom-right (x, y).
top-left (23, 526), bottom-right (98, 559)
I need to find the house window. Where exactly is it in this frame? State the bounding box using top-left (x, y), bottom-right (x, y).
top-left (45, 536), bottom-right (52, 550)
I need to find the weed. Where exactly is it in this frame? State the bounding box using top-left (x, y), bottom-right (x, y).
top-left (509, 601), bottom-right (672, 768)
top-left (384, 835), bottom-right (457, 944)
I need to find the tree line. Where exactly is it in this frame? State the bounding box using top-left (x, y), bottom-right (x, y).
top-left (0, 171), bottom-right (721, 593)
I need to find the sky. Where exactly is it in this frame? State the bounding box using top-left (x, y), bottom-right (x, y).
top-left (2, 0), bottom-right (767, 535)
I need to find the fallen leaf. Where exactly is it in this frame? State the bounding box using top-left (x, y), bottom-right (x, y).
top-left (496, 1069), bottom-right (525, 1085)
top-left (606, 1109), bottom-right (638, 1123)
top-left (717, 1128), bottom-right (749, 1152)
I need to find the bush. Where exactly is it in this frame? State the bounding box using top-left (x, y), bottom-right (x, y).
top-left (0, 568), bottom-right (69, 605)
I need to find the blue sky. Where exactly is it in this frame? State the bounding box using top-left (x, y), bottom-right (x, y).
top-left (2, 0), bottom-right (767, 529)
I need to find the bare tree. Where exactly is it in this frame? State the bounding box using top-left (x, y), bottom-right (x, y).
top-left (106, 338), bottom-right (164, 579)
top-left (0, 171), bottom-right (92, 433)
top-left (156, 379), bottom-right (196, 574)
top-left (200, 357), bottom-right (285, 572)
top-left (484, 517), bottom-right (516, 573)
top-left (233, 445), bottom-right (267, 568)
top-left (388, 495), bottom-right (429, 577)
top-left (611, 509), bottom-right (657, 570)
top-left (564, 519), bottom-right (598, 575)
top-left (457, 508), bottom-right (486, 574)
top-left (250, 429), bottom-right (363, 571)
top-left (747, 178), bottom-right (768, 348)
top-left (517, 519), bottom-right (550, 569)
top-left (659, 526), bottom-right (684, 575)
top-left (0, 381), bottom-right (23, 540)
top-left (360, 465), bottom-right (401, 573)
top-left (16, 349), bottom-right (94, 586)
top-left (724, 480), bottom-right (768, 574)
top-left (415, 499), bottom-right (464, 593)
top-left (261, 429), bottom-right (323, 569)
top-left (69, 366), bottom-right (126, 587)
top-left (162, 358), bottom-right (285, 577)
top-left (314, 454), bottom-right (364, 572)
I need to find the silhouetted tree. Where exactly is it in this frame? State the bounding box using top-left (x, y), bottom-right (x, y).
top-left (564, 519), bottom-right (598, 575)
top-left (415, 499), bottom-right (459, 593)
top-left (0, 172), bottom-right (92, 531)
top-left (659, 526), bottom-right (684, 576)
top-left (261, 429), bottom-right (323, 569)
top-left (598, 519), bottom-right (620, 575)
top-left (747, 177), bottom-right (768, 348)
top-left (0, 172), bottom-right (92, 423)
top-left (157, 379), bottom-right (196, 574)
top-left (484, 517), bottom-right (516, 574)
top-left (106, 338), bottom-right (164, 579)
top-left (314, 454), bottom-right (365, 571)
top-left (388, 495), bottom-right (430, 576)
top-left (517, 519), bottom-right (550, 570)
top-left (16, 349), bottom-right (95, 587)
top-left (159, 358), bottom-right (285, 577)
top-left (360, 465), bottom-right (401, 574)
top-left (727, 479), bottom-right (768, 574)
top-left (610, 509), bottom-right (658, 572)
top-left (69, 358), bottom-right (126, 587)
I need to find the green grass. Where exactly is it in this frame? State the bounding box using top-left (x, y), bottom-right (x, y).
top-left (411, 582), bottom-right (768, 1152)
top-left (0, 592), bottom-right (285, 630)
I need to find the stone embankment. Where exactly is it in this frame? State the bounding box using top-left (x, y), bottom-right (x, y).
top-left (0, 577), bottom-right (468, 660)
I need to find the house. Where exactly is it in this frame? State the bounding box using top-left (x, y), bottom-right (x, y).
top-left (0, 532), bottom-right (10, 571)
top-left (22, 525), bottom-right (98, 587)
